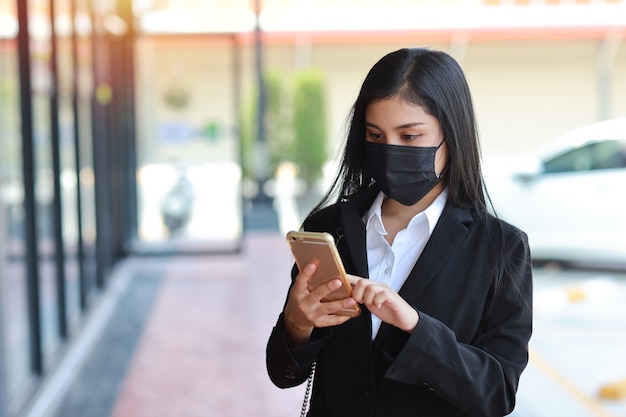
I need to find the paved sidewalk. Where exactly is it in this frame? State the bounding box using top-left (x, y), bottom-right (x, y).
top-left (34, 231), bottom-right (626, 417)
top-left (52, 232), bottom-right (306, 417)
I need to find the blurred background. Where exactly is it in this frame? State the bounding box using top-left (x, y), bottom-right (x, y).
top-left (1, 0), bottom-right (625, 416)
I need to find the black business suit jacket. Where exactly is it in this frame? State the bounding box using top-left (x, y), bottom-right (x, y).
top-left (267, 186), bottom-right (533, 417)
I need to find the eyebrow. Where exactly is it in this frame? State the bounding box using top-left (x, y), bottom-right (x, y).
top-left (365, 121), bottom-right (426, 130)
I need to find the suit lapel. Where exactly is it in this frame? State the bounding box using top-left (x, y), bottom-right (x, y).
top-left (336, 190), bottom-right (475, 349)
top-left (397, 206), bottom-right (474, 305)
top-left (373, 206), bottom-right (473, 346)
top-left (336, 188), bottom-right (380, 342)
top-left (338, 187), bottom-right (379, 278)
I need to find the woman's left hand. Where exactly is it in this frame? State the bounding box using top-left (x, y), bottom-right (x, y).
top-left (348, 275), bottom-right (419, 333)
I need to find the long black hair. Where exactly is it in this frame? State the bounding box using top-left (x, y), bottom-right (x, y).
top-left (310, 47), bottom-right (485, 213)
top-left (308, 47), bottom-right (529, 306)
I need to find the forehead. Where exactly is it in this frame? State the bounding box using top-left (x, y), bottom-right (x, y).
top-left (365, 96), bottom-right (436, 125)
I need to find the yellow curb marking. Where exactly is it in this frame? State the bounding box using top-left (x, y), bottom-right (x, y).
top-left (599, 378), bottom-right (626, 400)
top-left (566, 286), bottom-right (587, 303)
top-left (529, 347), bottom-right (618, 417)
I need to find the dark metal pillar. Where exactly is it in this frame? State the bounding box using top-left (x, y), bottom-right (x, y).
top-left (0, 216), bottom-right (8, 417)
top-left (253, 0), bottom-right (269, 202)
top-left (49, 0), bottom-right (69, 340)
top-left (17, 0), bottom-right (43, 376)
top-left (69, 0), bottom-right (87, 311)
top-left (248, 0), bottom-right (279, 230)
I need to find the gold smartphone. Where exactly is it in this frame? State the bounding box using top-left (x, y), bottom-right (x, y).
top-left (286, 230), bottom-right (360, 317)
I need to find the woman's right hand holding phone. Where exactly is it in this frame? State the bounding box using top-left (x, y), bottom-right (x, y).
top-left (283, 262), bottom-right (358, 347)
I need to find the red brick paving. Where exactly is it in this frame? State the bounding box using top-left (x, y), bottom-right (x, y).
top-left (110, 232), bottom-right (306, 417)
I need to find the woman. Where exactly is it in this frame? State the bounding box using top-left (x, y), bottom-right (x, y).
top-left (266, 48), bottom-right (533, 417)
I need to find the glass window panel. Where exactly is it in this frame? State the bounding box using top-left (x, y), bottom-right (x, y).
top-left (0, 0), bottom-right (31, 401)
top-left (75, 0), bottom-right (97, 301)
top-left (544, 140), bottom-right (626, 174)
top-left (29, 0), bottom-right (60, 362)
top-left (544, 145), bottom-right (593, 173)
top-left (135, 37), bottom-right (242, 252)
top-left (55, 0), bottom-right (80, 331)
top-left (588, 140), bottom-right (626, 170)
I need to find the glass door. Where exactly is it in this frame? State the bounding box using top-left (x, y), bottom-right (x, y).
top-left (74, 0), bottom-right (97, 306)
top-left (133, 4), bottom-right (244, 254)
top-left (29, 0), bottom-right (62, 370)
top-left (0, 0), bottom-right (32, 407)
top-left (53, 0), bottom-right (80, 334)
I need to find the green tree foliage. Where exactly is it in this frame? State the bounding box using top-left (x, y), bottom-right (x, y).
top-left (293, 69), bottom-right (327, 186)
top-left (238, 68), bottom-right (328, 186)
top-left (238, 88), bottom-right (256, 181)
top-left (264, 70), bottom-right (293, 174)
top-left (239, 70), bottom-right (292, 181)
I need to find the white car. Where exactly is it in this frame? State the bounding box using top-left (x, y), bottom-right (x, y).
top-left (484, 118), bottom-right (626, 269)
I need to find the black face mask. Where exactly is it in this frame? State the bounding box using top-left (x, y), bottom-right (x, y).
top-left (365, 141), bottom-right (444, 206)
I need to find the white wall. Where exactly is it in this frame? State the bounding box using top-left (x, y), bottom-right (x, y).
top-left (137, 36), bottom-right (626, 163)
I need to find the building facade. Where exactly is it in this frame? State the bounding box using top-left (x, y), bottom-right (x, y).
top-left (1, 0), bottom-right (625, 416)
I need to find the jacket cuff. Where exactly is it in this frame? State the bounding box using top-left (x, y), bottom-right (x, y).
top-left (275, 313), bottom-right (331, 365)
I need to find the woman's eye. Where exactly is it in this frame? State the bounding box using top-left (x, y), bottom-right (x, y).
top-left (403, 134), bottom-right (421, 141)
top-left (367, 132), bottom-right (383, 141)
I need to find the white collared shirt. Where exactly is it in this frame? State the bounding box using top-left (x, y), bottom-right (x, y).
top-left (363, 188), bottom-right (448, 338)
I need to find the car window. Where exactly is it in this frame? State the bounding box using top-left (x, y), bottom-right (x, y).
top-left (543, 139), bottom-right (626, 174)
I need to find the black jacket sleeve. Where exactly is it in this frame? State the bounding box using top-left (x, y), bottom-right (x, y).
top-left (266, 314), bottom-right (332, 388)
top-left (383, 227), bottom-right (533, 417)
